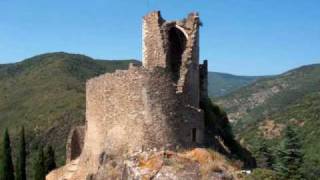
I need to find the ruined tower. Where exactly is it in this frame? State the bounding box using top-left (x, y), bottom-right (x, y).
top-left (47, 11), bottom-right (208, 180)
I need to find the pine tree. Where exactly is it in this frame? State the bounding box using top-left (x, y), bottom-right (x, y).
top-left (275, 125), bottom-right (304, 180)
top-left (0, 129), bottom-right (15, 180)
top-left (33, 147), bottom-right (45, 180)
top-left (255, 138), bottom-right (274, 169)
top-left (15, 127), bottom-right (26, 180)
top-left (44, 146), bottom-right (56, 174)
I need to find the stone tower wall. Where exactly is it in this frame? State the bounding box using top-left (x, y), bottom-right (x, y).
top-left (142, 11), bottom-right (201, 107)
top-left (142, 11), bottom-right (166, 69)
top-left (78, 66), bottom-right (204, 174)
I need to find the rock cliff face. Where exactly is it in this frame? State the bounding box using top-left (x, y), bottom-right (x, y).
top-left (47, 11), bottom-right (210, 179)
top-left (48, 148), bottom-right (240, 180)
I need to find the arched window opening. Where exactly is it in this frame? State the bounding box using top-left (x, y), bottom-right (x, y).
top-left (168, 27), bottom-right (187, 83)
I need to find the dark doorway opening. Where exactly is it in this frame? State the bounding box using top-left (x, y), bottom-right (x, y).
top-left (192, 128), bottom-right (197, 142)
top-left (70, 131), bottom-right (82, 160)
top-left (168, 27), bottom-right (187, 83)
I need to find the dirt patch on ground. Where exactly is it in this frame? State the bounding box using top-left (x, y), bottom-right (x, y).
top-left (259, 120), bottom-right (285, 139)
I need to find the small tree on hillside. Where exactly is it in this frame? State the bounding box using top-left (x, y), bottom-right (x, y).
top-left (44, 145), bottom-right (56, 174)
top-left (15, 127), bottom-right (27, 180)
top-left (275, 125), bottom-right (304, 180)
top-left (255, 138), bottom-right (274, 169)
top-left (0, 129), bottom-right (15, 180)
top-left (33, 147), bottom-right (45, 180)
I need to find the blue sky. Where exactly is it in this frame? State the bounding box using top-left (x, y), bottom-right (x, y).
top-left (0, 0), bottom-right (319, 75)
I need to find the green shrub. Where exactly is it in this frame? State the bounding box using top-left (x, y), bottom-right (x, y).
top-left (33, 147), bottom-right (45, 180)
top-left (44, 146), bottom-right (56, 174)
top-left (274, 125), bottom-right (304, 180)
top-left (245, 168), bottom-right (278, 180)
top-left (0, 129), bottom-right (15, 180)
top-left (15, 127), bottom-right (27, 180)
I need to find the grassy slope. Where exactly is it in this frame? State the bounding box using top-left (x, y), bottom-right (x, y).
top-left (208, 72), bottom-right (262, 97)
top-left (0, 52), bottom-right (137, 169)
top-left (215, 64), bottom-right (320, 173)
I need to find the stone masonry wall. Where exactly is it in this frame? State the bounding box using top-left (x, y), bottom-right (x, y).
top-left (142, 11), bottom-right (201, 107)
top-left (66, 65), bottom-right (205, 177)
top-left (176, 13), bottom-right (201, 108)
top-left (142, 11), bottom-right (166, 69)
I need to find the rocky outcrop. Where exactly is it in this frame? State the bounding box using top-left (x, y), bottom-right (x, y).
top-left (88, 148), bottom-right (240, 180)
top-left (46, 158), bottom-right (80, 180)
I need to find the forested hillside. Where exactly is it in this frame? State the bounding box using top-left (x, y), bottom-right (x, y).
top-left (0, 52), bottom-right (136, 171)
top-left (216, 64), bottom-right (320, 178)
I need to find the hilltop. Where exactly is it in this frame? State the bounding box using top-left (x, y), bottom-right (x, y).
top-left (215, 64), bottom-right (320, 177)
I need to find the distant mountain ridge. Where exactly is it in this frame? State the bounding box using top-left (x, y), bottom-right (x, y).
top-left (208, 72), bottom-right (265, 97)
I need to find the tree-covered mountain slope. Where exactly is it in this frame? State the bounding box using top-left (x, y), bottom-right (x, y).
top-left (0, 52), bottom-right (137, 167)
top-left (208, 72), bottom-right (263, 97)
top-left (215, 64), bottom-right (320, 176)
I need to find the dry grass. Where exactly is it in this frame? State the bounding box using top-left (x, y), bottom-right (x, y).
top-left (139, 153), bottom-right (163, 170)
top-left (182, 148), bottom-right (239, 178)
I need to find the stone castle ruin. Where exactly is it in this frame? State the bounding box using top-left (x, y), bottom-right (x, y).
top-left (47, 11), bottom-right (209, 180)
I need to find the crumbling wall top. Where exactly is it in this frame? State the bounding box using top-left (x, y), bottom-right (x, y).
top-left (142, 11), bottom-right (201, 107)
